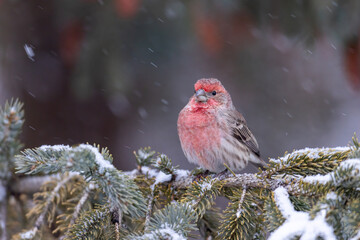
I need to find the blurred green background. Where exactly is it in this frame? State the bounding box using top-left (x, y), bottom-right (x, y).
top-left (1, 0), bottom-right (360, 171)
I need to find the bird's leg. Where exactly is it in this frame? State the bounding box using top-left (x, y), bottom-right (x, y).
top-left (214, 169), bottom-right (229, 180)
top-left (193, 170), bottom-right (210, 181)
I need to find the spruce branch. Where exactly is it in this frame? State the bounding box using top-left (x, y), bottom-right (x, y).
top-left (64, 206), bottom-right (111, 240)
top-left (15, 144), bottom-right (147, 219)
top-left (0, 99), bottom-right (24, 147)
top-left (125, 202), bottom-right (197, 240)
top-left (349, 133), bottom-right (360, 158)
top-left (134, 147), bottom-right (156, 167)
top-left (197, 208), bottom-right (222, 239)
top-left (288, 195), bottom-right (312, 212)
top-left (55, 180), bottom-right (96, 239)
top-left (15, 146), bottom-right (69, 175)
top-left (9, 146), bottom-right (360, 239)
top-left (0, 99), bottom-right (24, 240)
top-left (32, 174), bottom-right (76, 225)
top-left (266, 147), bottom-right (351, 177)
top-left (115, 222), bottom-right (120, 240)
top-left (144, 187), bottom-right (155, 231)
top-left (173, 173), bottom-right (278, 193)
top-left (344, 199), bottom-right (360, 239)
top-left (151, 153), bottom-right (178, 176)
top-left (14, 173), bottom-right (78, 240)
top-left (171, 147), bottom-right (355, 197)
top-left (68, 183), bottom-right (93, 226)
top-left (148, 202), bottom-right (197, 235)
top-left (309, 192), bottom-right (360, 239)
top-left (217, 188), bottom-right (266, 240)
top-left (264, 191), bottom-right (285, 232)
top-left (301, 158), bottom-right (360, 196)
top-left (236, 186), bottom-right (247, 217)
top-left (181, 177), bottom-right (222, 220)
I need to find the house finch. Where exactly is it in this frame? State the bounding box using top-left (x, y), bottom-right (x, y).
top-left (177, 78), bottom-right (266, 172)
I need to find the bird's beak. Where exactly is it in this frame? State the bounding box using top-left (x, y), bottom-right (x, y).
top-left (195, 89), bottom-right (207, 102)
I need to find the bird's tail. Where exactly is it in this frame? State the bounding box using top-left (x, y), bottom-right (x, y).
top-left (250, 155), bottom-right (268, 170)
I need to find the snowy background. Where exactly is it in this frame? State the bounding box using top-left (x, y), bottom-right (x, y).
top-left (0, 0), bottom-right (360, 171)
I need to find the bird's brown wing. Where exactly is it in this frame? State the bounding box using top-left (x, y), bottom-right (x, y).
top-left (230, 112), bottom-right (260, 157)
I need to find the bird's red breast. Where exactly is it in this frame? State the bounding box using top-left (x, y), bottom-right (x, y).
top-left (177, 106), bottom-right (221, 169)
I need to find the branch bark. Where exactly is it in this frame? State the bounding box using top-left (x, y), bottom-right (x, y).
top-left (10, 171), bottom-right (304, 198)
top-left (10, 174), bottom-right (60, 195)
top-left (172, 172), bottom-right (303, 194)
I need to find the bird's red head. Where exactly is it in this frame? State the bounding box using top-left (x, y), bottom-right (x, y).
top-left (194, 78), bottom-right (225, 93)
top-left (191, 78), bottom-right (232, 109)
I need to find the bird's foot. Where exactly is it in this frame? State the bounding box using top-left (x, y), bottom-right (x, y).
top-left (193, 170), bottom-right (210, 181)
top-left (214, 169), bottom-right (229, 180)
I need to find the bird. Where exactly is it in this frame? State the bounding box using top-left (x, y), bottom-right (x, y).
top-left (177, 78), bottom-right (266, 173)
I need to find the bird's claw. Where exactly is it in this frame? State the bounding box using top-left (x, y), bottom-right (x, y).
top-left (214, 169), bottom-right (229, 180)
top-left (193, 170), bottom-right (210, 181)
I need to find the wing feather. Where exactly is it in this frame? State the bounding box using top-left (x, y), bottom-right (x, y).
top-left (229, 111), bottom-right (260, 157)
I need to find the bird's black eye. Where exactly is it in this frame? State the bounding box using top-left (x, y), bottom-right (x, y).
top-left (212, 91), bottom-right (217, 96)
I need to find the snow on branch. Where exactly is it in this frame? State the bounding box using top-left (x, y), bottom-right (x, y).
top-left (270, 147), bottom-right (351, 165)
top-left (303, 158), bottom-right (360, 187)
top-left (268, 187), bottom-right (336, 240)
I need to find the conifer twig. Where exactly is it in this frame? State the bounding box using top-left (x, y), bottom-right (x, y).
top-left (113, 208), bottom-right (122, 240)
top-left (34, 174), bottom-right (74, 228)
top-left (69, 183), bottom-right (93, 226)
top-left (115, 222), bottom-right (120, 240)
top-left (236, 186), bottom-right (247, 219)
top-left (144, 187), bottom-right (156, 231)
top-left (20, 174), bottom-right (75, 239)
